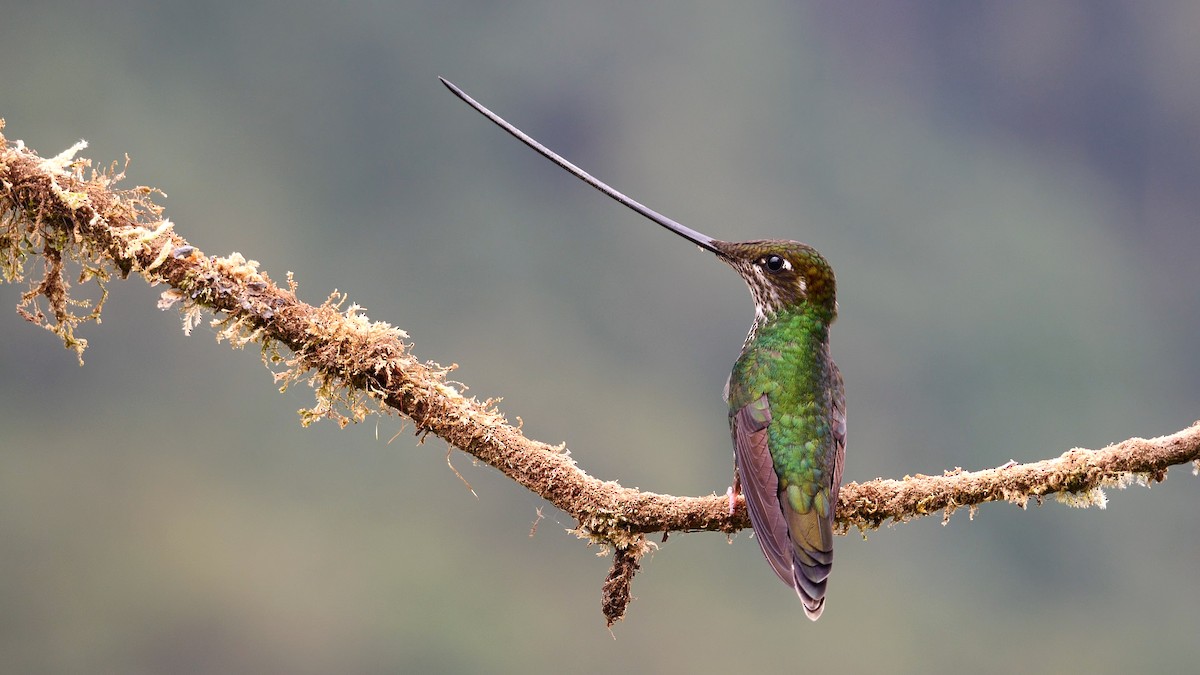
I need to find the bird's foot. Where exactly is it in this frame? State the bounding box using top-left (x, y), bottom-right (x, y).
top-left (726, 485), bottom-right (737, 516)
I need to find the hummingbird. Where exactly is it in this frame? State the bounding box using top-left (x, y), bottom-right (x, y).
top-left (441, 78), bottom-right (846, 620)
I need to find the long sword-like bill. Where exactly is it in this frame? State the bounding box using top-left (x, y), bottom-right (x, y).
top-left (439, 77), bottom-right (721, 254)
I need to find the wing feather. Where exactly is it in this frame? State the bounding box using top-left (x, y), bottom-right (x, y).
top-left (730, 396), bottom-right (794, 587)
top-left (732, 361), bottom-right (846, 621)
top-left (828, 361), bottom-right (847, 513)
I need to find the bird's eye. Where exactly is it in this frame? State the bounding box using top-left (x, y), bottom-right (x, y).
top-left (765, 255), bottom-right (786, 272)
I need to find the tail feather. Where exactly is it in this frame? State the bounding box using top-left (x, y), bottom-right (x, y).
top-left (793, 558), bottom-right (830, 620)
top-left (786, 496), bottom-right (834, 620)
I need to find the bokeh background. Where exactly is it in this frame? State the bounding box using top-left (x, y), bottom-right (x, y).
top-left (3, 2), bottom-right (1199, 673)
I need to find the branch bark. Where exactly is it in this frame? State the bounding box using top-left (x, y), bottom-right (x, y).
top-left (2, 124), bottom-right (1197, 625)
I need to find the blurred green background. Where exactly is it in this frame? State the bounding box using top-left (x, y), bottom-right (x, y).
top-left (3, 2), bottom-right (1199, 673)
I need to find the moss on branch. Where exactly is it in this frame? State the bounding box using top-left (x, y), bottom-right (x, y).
top-left (3, 122), bottom-right (1197, 625)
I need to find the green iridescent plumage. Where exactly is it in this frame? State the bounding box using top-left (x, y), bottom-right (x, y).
top-left (720, 241), bottom-right (844, 620)
top-left (443, 79), bottom-right (847, 621)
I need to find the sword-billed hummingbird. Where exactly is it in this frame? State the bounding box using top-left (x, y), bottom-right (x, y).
top-left (441, 78), bottom-right (846, 620)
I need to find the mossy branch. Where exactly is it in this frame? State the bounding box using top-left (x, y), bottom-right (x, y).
top-left (2, 124), bottom-right (1198, 626)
